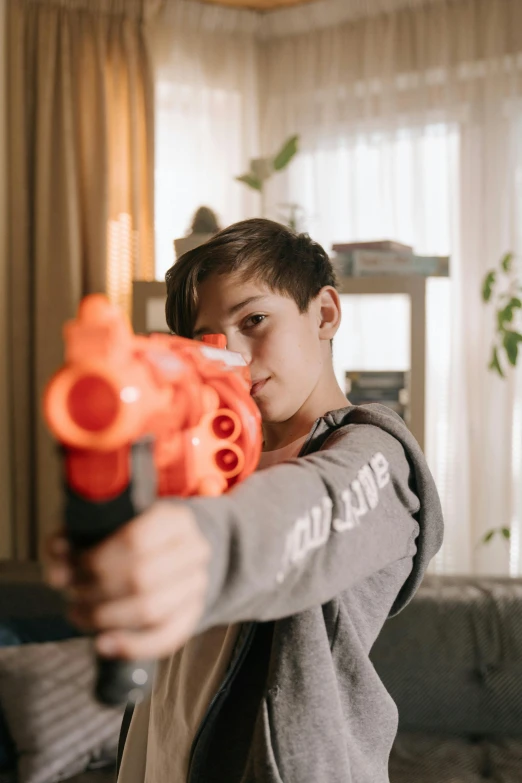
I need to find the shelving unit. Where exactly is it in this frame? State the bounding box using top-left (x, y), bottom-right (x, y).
top-left (337, 275), bottom-right (426, 451)
top-left (132, 280), bottom-right (169, 334)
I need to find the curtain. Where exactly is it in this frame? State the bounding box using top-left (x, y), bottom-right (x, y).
top-left (0, 0), bottom-right (12, 559)
top-left (457, 104), bottom-right (522, 575)
top-left (148, 1), bottom-right (260, 279)
top-left (6, 0), bottom-right (154, 559)
top-left (257, 0), bottom-right (522, 575)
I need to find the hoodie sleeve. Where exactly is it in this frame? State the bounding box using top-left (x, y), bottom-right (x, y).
top-left (182, 423), bottom-right (422, 632)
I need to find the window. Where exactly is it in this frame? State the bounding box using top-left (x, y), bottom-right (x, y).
top-left (155, 81), bottom-right (254, 279)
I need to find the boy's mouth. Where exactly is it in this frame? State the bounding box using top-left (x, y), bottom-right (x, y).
top-left (250, 378), bottom-right (268, 397)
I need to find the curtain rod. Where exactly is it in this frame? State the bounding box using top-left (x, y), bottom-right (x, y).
top-left (11, 0), bottom-right (159, 18)
top-left (258, 0), bottom-right (449, 38)
top-left (162, 0), bottom-right (451, 39)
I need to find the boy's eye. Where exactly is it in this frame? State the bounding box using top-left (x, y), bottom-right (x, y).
top-left (243, 314), bottom-right (266, 330)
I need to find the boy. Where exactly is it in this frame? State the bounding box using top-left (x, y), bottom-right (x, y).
top-left (46, 218), bottom-right (443, 782)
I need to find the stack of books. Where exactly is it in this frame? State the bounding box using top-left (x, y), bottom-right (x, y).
top-left (332, 240), bottom-right (449, 277)
top-left (345, 370), bottom-right (410, 422)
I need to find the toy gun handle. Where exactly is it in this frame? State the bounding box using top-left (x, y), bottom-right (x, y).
top-left (65, 441), bottom-right (157, 707)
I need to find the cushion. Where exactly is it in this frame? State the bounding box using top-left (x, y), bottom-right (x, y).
top-left (371, 577), bottom-right (522, 735)
top-left (0, 638), bottom-right (124, 783)
top-left (0, 618), bottom-right (82, 772)
top-left (389, 732), bottom-right (522, 783)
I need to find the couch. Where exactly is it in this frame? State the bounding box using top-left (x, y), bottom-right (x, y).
top-left (1, 562), bottom-right (521, 783)
top-left (372, 574), bottom-right (522, 782)
top-left (0, 562), bottom-right (117, 783)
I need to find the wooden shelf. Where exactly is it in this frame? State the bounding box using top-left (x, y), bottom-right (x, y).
top-left (132, 280), bottom-right (168, 334)
top-left (337, 275), bottom-right (426, 452)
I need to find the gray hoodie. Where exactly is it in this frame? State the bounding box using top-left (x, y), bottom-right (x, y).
top-left (118, 403), bottom-right (443, 782)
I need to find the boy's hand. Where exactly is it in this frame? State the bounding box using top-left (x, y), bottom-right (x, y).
top-left (44, 503), bottom-right (211, 660)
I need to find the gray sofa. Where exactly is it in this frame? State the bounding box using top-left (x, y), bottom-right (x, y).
top-left (372, 574), bottom-right (522, 782)
top-left (1, 562), bottom-right (521, 782)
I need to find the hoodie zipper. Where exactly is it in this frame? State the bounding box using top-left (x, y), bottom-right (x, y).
top-left (186, 414), bottom-right (329, 782)
top-left (186, 622), bottom-right (257, 783)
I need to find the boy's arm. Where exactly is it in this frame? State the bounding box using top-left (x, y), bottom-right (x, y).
top-left (183, 423), bottom-right (421, 631)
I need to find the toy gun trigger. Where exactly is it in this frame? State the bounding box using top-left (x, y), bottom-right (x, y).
top-left (130, 438), bottom-right (158, 514)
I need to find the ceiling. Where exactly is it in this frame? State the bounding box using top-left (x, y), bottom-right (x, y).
top-left (188, 0), bottom-right (319, 10)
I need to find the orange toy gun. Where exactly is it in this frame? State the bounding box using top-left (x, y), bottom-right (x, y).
top-left (43, 294), bottom-right (262, 706)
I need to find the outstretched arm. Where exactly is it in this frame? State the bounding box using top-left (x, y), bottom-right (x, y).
top-left (45, 424), bottom-right (420, 660)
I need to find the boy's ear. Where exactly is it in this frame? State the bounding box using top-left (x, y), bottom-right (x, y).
top-left (315, 286), bottom-right (342, 340)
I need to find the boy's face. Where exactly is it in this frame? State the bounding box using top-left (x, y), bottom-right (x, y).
top-left (193, 273), bottom-right (330, 424)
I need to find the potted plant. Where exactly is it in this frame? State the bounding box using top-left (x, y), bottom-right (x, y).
top-left (480, 252), bottom-right (522, 544)
top-left (235, 135), bottom-right (300, 221)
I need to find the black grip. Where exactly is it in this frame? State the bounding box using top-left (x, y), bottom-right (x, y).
top-left (95, 658), bottom-right (156, 707)
top-left (65, 484), bottom-right (136, 550)
top-left (64, 442), bottom-right (157, 707)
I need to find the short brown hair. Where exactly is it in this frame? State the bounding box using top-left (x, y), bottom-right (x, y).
top-left (165, 218), bottom-right (337, 337)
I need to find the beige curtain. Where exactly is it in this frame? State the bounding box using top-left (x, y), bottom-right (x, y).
top-left (0, 0), bottom-right (12, 559)
top-left (6, 0), bottom-right (155, 560)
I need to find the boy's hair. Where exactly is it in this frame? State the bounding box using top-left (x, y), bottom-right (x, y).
top-left (165, 218), bottom-right (337, 337)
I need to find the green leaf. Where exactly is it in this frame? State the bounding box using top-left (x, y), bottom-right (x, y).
top-left (502, 527), bottom-right (511, 540)
top-left (272, 135), bottom-right (299, 172)
top-left (482, 529), bottom-right (496, 544)
top-left (503, 331), bottom-right (522, 366)
top-left (489, 346), bottom-right (505, 377)
top-left (482, 271), bottom-right (496, 302)
top-left (501, 252), bottom-right (514, 272)
top-left (498, 298), bottom-right (522, 330)
top-left (498, 311), bottom-right (509, 330)
top-left (235, 173), bottom-right (263, 192)
top-left (498, 304), bottom-right (515, 327)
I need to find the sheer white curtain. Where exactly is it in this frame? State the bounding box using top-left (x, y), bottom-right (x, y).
top-left (457, 105), bottom-right (522, 575)
top-left (147, 1), bottom-right (260, 279)
top-left (259, 0), bottom-right (522, 575)
top-left (279, 124), bottom-right (463, 572)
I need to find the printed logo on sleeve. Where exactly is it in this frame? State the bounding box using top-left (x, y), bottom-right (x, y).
top-left (276, 452), bottom-right (390, 583)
